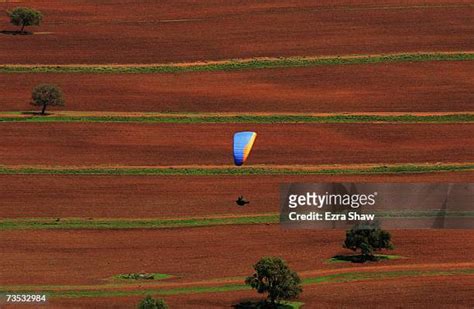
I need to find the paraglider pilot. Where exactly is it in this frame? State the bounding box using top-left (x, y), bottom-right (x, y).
top-left (236, 196), bottom-right (250, 206)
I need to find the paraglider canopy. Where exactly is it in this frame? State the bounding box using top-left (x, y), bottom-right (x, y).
top-left (233, 131), bottom-right (257, 166)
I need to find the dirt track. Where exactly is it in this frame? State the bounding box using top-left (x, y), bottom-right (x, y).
top-left (1, 227), bottom-right (473, 286)
top-left (0, 1), bottom-right (473, 64)
top-left (1, 172), bottom-right (473, 218)
top-left (0, 123), bottom-right (472, 166)
top-left (2, 61), bottom-right (473, 113)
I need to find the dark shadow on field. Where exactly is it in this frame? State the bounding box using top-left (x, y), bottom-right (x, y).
top-left (21, 111), bottom-right (52, 116)
top-left (0, 30), bottom-right (33, 35)
top-left (233, 300), bottom-right (293, 309)
top-left (331, 254), bottom-right (388, 263)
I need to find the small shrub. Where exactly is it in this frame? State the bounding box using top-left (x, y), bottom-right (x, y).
top-left (138, 296), bottom-right (168, 309)
top-left (119, 273), bottom-right (155, 280)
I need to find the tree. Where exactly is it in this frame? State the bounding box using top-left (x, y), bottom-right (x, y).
top-left (31, 84), bottom-right (65, 115)
top-left (138, 296), bottom-right (168, 309)
top-left (245, 257), bottom-right (302, 307)
top-left (7, 7), bottom-right (43, 33)
top-left (343, 224), bottom-right (394, 261)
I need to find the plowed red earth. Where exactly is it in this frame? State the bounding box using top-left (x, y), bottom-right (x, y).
top-left (1, 1), bottom-right (473, 307)
top-left (299, 275), bottom-right (474, 308)
top-left (1, 227), bottom-right (473, 286)
top-left (0, 0), bottom-right (472, 64)
top-left (1, 172), bottom-right (473, 218)
top-left (2, 61), bottom-right (473, 113)
top-left (41, 275), bottom-right (474, 308)
top-left (0, 123), bottom-right (472, 166)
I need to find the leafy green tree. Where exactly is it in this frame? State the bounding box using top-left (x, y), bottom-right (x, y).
top-left (31, 84), bottom-right (65, 115)
top-left (7, 7), bottom-right (43, 33)
top-left (138, 296), bottom-right (168, 309)
top-left (245, 257), bottom-right (302, 306)
top-left (344, 224), bottom-right (394, 260)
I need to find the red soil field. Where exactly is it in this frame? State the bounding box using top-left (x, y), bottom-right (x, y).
top-left (299, 275), bottom-right (474, 308)
top-left (1, 227), bottom-right (473, 286)
top-left (2, 61), bottom-right (473, 113)
top-left (0, 123), bottom-right (472, 166)
top-left (1, 1), bottom-right (472, 308)
top-left (0, 0), bottom-right (473, 64)
top-left (1, 172), bottom-right (473, 218)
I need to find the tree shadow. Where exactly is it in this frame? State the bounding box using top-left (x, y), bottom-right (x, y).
top-left (21, 111), bottom-right (51, 116)
top-left (331, 254), bottom-right (383, 263)
top-left (0, 30), bottom-right (33, 36)
top-left (233, 300), bottom-right (293, 309)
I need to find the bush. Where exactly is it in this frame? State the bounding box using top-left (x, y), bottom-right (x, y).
top-left (343, 223), bottom-right (394, 261)
top-left (119, 273), bottom-right (155, 280)
top-left (7, 7), bottom-right (42, 33)
top-left (138, 296), bottom-right (168, 309)
top-left (245, 257), bottom-right (302, 306)
top-left (31, 84), bottom-right (65, 115)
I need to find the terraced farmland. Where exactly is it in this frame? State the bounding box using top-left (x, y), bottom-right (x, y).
top-left (0, 0), bottom-right (473, 307)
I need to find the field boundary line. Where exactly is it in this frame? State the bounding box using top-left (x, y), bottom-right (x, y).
top-left (1, 51), bottom-right (473, 73)
top-left (2, 210), bottom-right (473, 230)
top-left (1, 267), bottom-right (473, 299)
top-left (0, 112), bottom-right (472, 124)
top-left (0, 163), bottom-right (473, 176)
top-left (4, 262), bottom-right (472, 292)
top-left (0, 214), bottom-right (280, 230)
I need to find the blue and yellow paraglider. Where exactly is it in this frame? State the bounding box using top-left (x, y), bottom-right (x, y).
top-left (233, 131), bottom-right (257, 166)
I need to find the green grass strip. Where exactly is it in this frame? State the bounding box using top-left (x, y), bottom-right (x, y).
top-left (48, 283), bottom-right (249, 299)
top-left (1, 52), bottom-right (472, 74)
top-left (285, 301), bottom-right (304, 309)
top-left (3, 268), bottom-right (473, 299)
top-left (0, 164), bottom-right (472, 176)
top-left (1, 114), bottom-right (473, 123)
top-left (303, 268), bottom-right (474, 284)
top-left (3, 209), bottom-right (473, 231)
top-left (0, 215), bottom-right (279, 230)
top-left (374, 210), bottom-right (474, 218)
